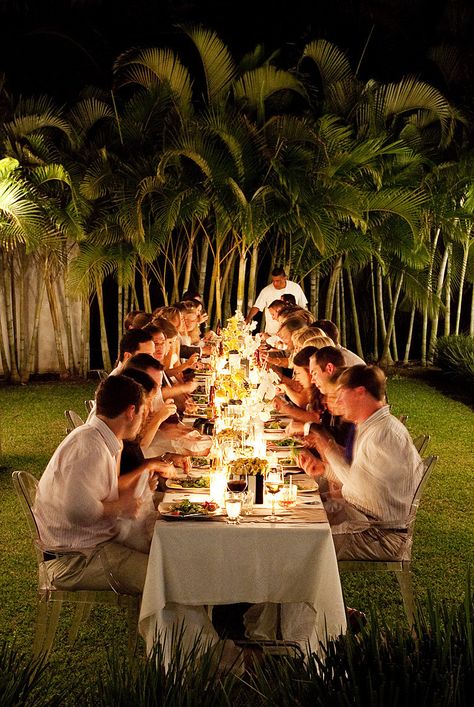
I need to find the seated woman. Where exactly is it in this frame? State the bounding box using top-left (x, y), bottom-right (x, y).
top-left (273, 346), bottom-right (323, 423)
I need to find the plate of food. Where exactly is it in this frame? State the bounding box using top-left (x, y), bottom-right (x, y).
top-left (264, 419), bottom-right (288, 431)
top-left (165, 474), bottom-right (210, 492)
top-left (228, 457), bottom-right (269, 476)
top-left (263, 429), bottom-right (289, 441)
top-left (190, 456), bottom-right (211, 469)
top-left (158, 499), bottom-right (220, 520)
top-left (292, 477), bottom-right (319, 493)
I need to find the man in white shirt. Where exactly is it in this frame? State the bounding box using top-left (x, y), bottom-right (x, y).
top-left (302, 364), bottom-right (424, 561)
top-left (245, 267), bottom-right (308, 334)
top-left (311, 319), bottom-right (365, 366)
top-left (34, 375), bottom-right (155, 594)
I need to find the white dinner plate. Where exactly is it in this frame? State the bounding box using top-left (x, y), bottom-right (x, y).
top-left (292, 477), bottom-right (319, 493)
top-left (158, 501), bottom-right (220, 520)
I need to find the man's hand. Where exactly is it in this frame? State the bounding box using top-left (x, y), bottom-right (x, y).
top-left (297, 450), bottom-right (326, 478)
top-left (103, 489), bottom-right (142, 519)
top-left (285, 420), bottom-right (305, 436)
top-left (167, 453), bottom-right (192, 474)
top-left (146, 459), bottom-right (175, 480)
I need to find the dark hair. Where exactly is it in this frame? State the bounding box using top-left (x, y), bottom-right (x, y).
top-left (293, 345), bottom-right (319, 368)
top-left (182, 290), bottom-right (201, 301)
top-left (118, 329), bottom-right (153, 362)
top-left (314, 346), bottom-right (345, 369)
top-left (278, 316), bottom-right (308, 334)
top-left (124, 309), bottom-right (144, 331)
top-left (281, 293), bottom-right (296, 304)
top-left (152, 316), bottom-right (179, 339)
top-left (271, 266), bottom-right (286, 277)
top-left (96, 375), bottom-right (144, 418)
top-left (268, 299), bottom-right (287, 311)
top-left (143, 323), bottom-right (165, 336)
top-left (121, 368), bottom-right (156, 394)
top-left (338, 364), bottom-right (386, 401)
top-left (131, 312), bottom-right (153, 329)
top-left (124, 353), bottom-right (164, 372)
top-left (313, 319), bottom-right (339, 345)
top-left (175, 300), bottom-right (197, 311)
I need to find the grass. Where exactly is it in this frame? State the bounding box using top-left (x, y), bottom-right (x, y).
top-left (0, 374), bottom-right (473, 703)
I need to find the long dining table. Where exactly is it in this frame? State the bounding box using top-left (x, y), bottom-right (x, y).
top-left (138, 488), bottom-right (347, 663)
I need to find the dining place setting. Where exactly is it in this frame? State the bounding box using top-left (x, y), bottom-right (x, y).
top-left (139, 310), bottom-right (347, 664)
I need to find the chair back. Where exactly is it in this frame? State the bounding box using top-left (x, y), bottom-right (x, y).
top-left (84, 400), bottom-right (94, 414)
top-left (406, 455), bottom-right (438, 537)
top-left (64, 410), bottom-right (84, 434)
top-left (413, 434), bottom-right (430, 455)
top-left (397, 414), bottom-right (409, 426)
top-left (11, 471), bottom-right (45, 567)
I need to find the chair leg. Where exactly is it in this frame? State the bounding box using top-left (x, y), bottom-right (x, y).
top-left (126, 599), bottom-right (140, 658)
top-left (68, 593), bottom-right (95, 643)
top-left (34, 599), bottom-right (62, 659)
top-left (396, 566), bottom-right (415, 627)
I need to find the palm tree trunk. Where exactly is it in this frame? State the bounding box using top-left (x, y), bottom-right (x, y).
top-left (454, 236), bottom-right (470, 335)
top-left (183, 227), bottom-right (197, 294)
top-left (45, 274), bottom-right (68, 376)
top-left (96, 280), bottom-right (112, 370)
top-left (427, 244), bottom-right (450, 364)
top-left (376, 262), bottom-right (393, 365)
top-left (223, 250), bottom-right (236, 321)
top-left (470, 286), bottom-right (474, 336)
top-left (236, 248), bottom-right (247, 314)
top-left (248, 242), bottom-right (259, 308)
top-left (325, 256), bottom-right (342, 319)
top-left (346, 268), bottom-right (364, 359)
top-left (403, 304), bottom-right (416, 364)
top-left (444, 244), bottom-right (452, 336)
top-left (340, 271), bottom-right (347, 347)
top-left (23, 268), bottom-right (46, 383)
top-left (386, 277), bottom-right (399, 361)
top-left (310, 269), bottom-right (319, 318)
top-left (79, 296), bottom-right (90, 377)
top-left (198, 236), bottom-right (209, 301)
top-left (370, 259), bottom-right (378, 360)
top-left (379, 273), bottom-right (404, 365)
top-left (17, 253), bottom-right (26, 377)
top-left (334, 274), bottom-right (341, 341)
top-left (62, 261), bottom-right (77, 375)
top-left (2, 251), bottom-right (20, 382)
top-left (422, 227), bottom-right (440, 367)
top-left (141, 262), bottom-right (152, 311)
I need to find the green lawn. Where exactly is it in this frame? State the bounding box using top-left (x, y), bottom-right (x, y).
top-left (0, 375), bottom-right (473, 703)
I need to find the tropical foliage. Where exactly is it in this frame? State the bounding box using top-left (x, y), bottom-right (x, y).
top-left (1, 26), bottom-right (474, 381)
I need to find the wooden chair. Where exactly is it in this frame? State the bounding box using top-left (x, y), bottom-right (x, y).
top-left (338, 455), bottom-right (438, 627)
top-left (84, 399), bottom-right (94, 415)
top-left (12, 470), bottom-right (140, 659)
top-left (64, 410), bottom-right (84, 435)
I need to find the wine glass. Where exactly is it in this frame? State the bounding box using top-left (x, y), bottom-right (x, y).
top-left (226, 469), bottom-right (248, 494)
top-left (264, 466), bottom-right (285, 522)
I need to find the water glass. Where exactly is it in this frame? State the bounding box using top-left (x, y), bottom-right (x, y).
top-left (241, 490), bottom-right (254, 515)
top-left (225, 493), bottom-right (242, 524)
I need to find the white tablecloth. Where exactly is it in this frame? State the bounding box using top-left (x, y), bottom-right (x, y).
top-left (139, 493), bottom-right (346, 662)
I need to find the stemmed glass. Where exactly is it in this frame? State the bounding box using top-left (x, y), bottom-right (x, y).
top-left (264, 466), bottom-right (285, 522)
top-left (226, 470), bottom-right (248, 494)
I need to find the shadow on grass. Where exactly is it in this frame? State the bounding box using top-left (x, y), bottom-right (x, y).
top-left (390, 364), bottom-right (474, 411)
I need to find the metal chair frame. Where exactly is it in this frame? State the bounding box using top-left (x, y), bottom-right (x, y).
top-left (64, 409), bottom-right (84, 435)
top-left (338, 455), bottom-right (438, 627)
top-left (12, 470), bottom-right (140, 658)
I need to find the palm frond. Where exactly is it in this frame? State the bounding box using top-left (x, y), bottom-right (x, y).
top-left (181, 25), bottom-right (237, 105)
top-left (300, 39), bottom-right (354, 86)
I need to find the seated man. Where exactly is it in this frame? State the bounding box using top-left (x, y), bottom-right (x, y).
top-left (33, 375), bottom-right (159, 594)
top-left (300, 364), bottom-right (424, 561)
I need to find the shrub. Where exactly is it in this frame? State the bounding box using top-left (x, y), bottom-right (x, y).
top-left (0, 642), bottom-right (64, 706)
top-left (91, 588), bottom-right (474, 707)
top-left (435, 335), bottom-right (474, 387)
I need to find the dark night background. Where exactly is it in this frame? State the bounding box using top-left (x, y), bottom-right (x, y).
top-left (1, 0), bottom-right (474, 114)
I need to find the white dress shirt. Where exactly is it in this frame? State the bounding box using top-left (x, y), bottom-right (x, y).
top-left (34, 417), bottom-right (122, 550)
top-left (324, 406), bottom-right (423, 524)
top-left (253, 281), bottom-right (308, 334)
